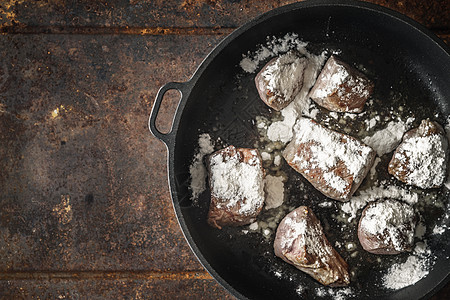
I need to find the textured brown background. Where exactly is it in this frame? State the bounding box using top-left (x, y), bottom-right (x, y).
top-left (0, 0), bottom-right (448, 299)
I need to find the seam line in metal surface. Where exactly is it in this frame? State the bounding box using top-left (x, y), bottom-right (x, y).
top-left (0, 271), bottom-right (213, 280)
top-left (0, 26), bottom-right (447, 39)
top-left (0, 26), bottom-right (236, 35)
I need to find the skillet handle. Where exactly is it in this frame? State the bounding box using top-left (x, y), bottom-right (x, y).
top-left (149, 82), bottom-right (186, 145)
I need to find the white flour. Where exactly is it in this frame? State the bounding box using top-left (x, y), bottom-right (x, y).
top-left (249, 221), bottom-right (259, 231)
top-left (278, 208), bottom-right (338, 269)
top-left (369, 157), bottom-right (381, 179)
top-left (362, 118), bottom-right (414, 156)
top-left (311, 60), bottom-right (349, 99)
top-left (240, 33), bottom-right (308, 74)
top-left (391, 120), bottom-right (448, 189)
top-left (340, 183), bottom-right (419, 222)
top-left (262, 52), bottom-right (308, 102)
top-left (280, 210), bottom-right (307, 249)
top-left (189, 133), bottom-right (215, 200)
top-left (323, 172), bottom-right (347, 193)
top-left (296, 284), bottom-right (305, 295)
top-left (209, 148), bottom-right (265, 215)
top-left (291, 118), bottom-right (374, 184)
top-left (205, 32), bottom-right (450, 294)
top-left (360, 199), bottom-right (416, 252)
top-left (273, 155), bottom-right (281, 166)
top-left (261, 151), bottom-right (271, 160)
top-left (383, 242), bottom-right (433, 290)
top-left (432, 224), bottom-right (447, 235)
top-left (318, 201), bottom-right (333, 208)
top-left (315, 287), bottom-right (353, 300)
top-left (365, 115), bottom-right (380, 130)
top-left (266, 50), bottom-right (326, 143)
top-left (266, 107), bottom-right (298, 143)
top-left (241, 33), bottom-right (327, 143)
top-left (309, 55), bottom-right (371, 113)
top-left (264, 175), bottom-right (285, 210)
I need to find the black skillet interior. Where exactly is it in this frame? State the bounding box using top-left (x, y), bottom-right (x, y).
top-left (167, 1), bottom-right (450, 299)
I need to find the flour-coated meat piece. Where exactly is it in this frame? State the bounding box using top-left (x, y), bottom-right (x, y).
top-left (207, 146), bottom-right (265, 229)
top-left (274, 206), bottom-right (350, 286)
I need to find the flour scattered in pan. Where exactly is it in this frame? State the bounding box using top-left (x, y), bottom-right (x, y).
top-left (240, 32), bottom-right (326, 143)
top-left (296, 284), bottom-right (305, 295)
top-left (264, 174), bottom-right (285, 210)
top-left (265, 54), bottom-right (326, 143)
top-left (432, 224), bottom-right (447, 235)
top-left (189, 133), bottom-right (215, 201)
top-left (362, 118), bottom-right (414, 156)
top-left (383, 242), bottom-right (435, 290)
top-left (315, 287), bottom-right (353, 300)
top-left (340, 183), bottom-right (419, 222)
top-left (240, 33), bottom-right (309, 74)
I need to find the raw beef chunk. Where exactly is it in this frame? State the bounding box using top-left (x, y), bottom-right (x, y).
top-left (388, 119), bottom-right (448, 189)
top-left (255, 51), bottom-right (308, 111)
top-left (283, 118), bottom-right (376, 201)
top-left (274, 206), bottom-right (350, 286)
top-left (207, 146), bottom-right (265, 229)
top-left (308, 55), bottom-right (373, 113)
top-left (358, 199), bottom-right (417, 254)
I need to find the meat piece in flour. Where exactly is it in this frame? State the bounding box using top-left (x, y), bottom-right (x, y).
top-left (388, 119), bottom-right (448, 189)
top-left (358, 199), bottom-right (417, 254)
top-left (283, 118), bottom-right (376, 201)
top-left (274, 206), bottom-right (350, 286)
top-left (207, 146), bottom-right (265, 229)
top-left (255, 51), bottom-right (308, 111)
top-left (308, 55), bottom-right (373, 113)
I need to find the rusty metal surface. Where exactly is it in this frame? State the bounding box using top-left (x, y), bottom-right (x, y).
top-left (0, 0), bottom-right (448, 30)
top-left (0, 272), bottom-right (234, 299)
top-left (0, 34), bottom-right (223, 273)
top-left (0, 0), bottom-right (448, 299)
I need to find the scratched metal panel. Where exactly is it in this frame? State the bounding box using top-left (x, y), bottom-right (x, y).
top-left (0, 34), bottom-right (223, 271)
top-left (0, 0), bottom-right (448, 30)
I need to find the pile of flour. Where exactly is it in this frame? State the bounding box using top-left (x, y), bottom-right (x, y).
top-left (189, 133), bottom-right (215, 201)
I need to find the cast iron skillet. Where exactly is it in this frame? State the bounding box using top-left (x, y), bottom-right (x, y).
top-left (149, 0), bottom-right (450, 299)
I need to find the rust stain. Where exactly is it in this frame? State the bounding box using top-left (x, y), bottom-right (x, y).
top-left (51, 107), bottom-right (60, 118)
top-left (438, 33), bottom-right (450, 44)
top-left (49, 104), bottom-right (73, 119)
top-left (52, 195), bottom-right (73, 225)
top-left (181, 0), bottom-right (218, 9)
top-left (0, 0), bottom-right (25, 28)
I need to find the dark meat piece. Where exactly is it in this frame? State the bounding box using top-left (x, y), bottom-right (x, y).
top-left (308, 55), bottom-right (373, 113)
top-left (358, 199), bottom-right (417, 254)
top-left (283, 118), bottom-right (376, 201)
top-left (388, 119), bottom-right (448, 189)
top-left (274, 206), bottom-right (350, 286)
top-left (255, 51), bottom-right (308, 111)
top-left (207, 146), bottom-right (265, 229)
